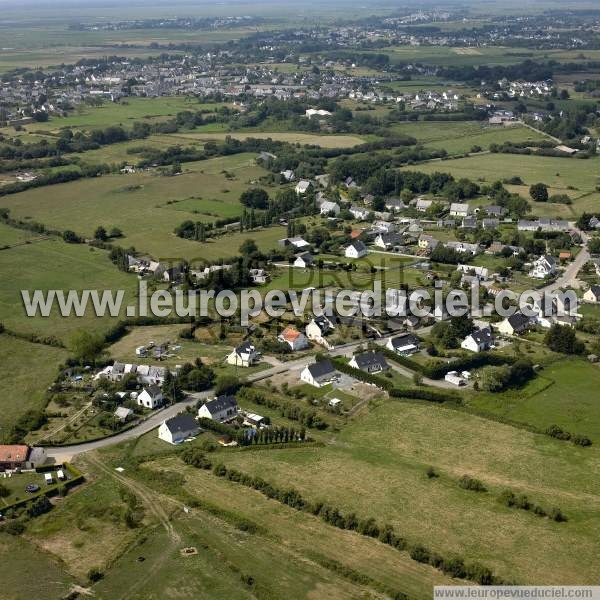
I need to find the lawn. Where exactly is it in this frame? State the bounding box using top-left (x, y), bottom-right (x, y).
top-left (209, 399), bottom-right (600, 585)
top-left (0, 153), bottom-right (276, 260)
top-left (0, 237), bottom-right (137, 342)
top-left (0, 334), bottom-right (68, 440)
top-left (467, 358), bottom-right (600, 442)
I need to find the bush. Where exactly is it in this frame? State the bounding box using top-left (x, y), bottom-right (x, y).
top-left (1, 520), bottom-right (25, 536)
top-left (87, 568), bottom-right (104, 583)
top-left (458, 475), bottom-right (486, 492)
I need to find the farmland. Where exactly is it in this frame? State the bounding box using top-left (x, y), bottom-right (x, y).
top-left (0, 153), bottom-right (279, 260)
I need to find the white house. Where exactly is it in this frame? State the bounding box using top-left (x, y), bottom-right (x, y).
top-left (450, 203), bottom-right (470, 218)
top-left (295, 180), bottom-right (312, 195)
top-left (137, 385), bottom-right (164, 409)
top-left (349, 205), bottom-right (370, 221)
top-left (457, 264), bottom-right (489, 281)
top-left (497, 313), bottom-right (530, 336)
top-left (386, 333), bottom-right (420, 355)
top-left (300, 360), bottom-right (338, 388)
top-left (305, 315), bottom-right (334, 346)
top-left (415, 198), bottom-right (432, 212)
top-left (294, 252), bottom-right (314, 268)
top-left (345, 240), bottom-right (368, 259)
top-left (226, 341), bottom-right (260, 367)
top-left (529, 255), bottom-right (557, 279)
top-left (278, 326), bottom-right (310, 351)
top-left (280, 169), bottom-right (295, 181)
top-left (320, 200), bottom-right (340, 215)
top-left (158, 413), bottom-right (200, 444)
top-left (461, 328), bottom-right (493, 353)
top-left (374, 232), bottom-right (402, 250)
top-left (584, 285), bottom-right (600, 303)
top-left (349, 351), bottom-right (389, 373)
top-left (198, 395), bottom-right (239, 423)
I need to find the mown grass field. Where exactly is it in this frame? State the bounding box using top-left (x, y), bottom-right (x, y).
top-left (0, 153), bottom-right (278, 260)
top-left (169, 131), bottom-right (366, 148)
top-left (0, 236), bottom-right (137, 341)
top-left (0, 334), bottom-right (67, 440)
top-left (210, 399), bottom-right (600, 585)
top-left (409, 152), bottom-right (600, 192)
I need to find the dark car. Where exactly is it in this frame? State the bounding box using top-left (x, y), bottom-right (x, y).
top-left (25, 484), bottom-right (40, 493)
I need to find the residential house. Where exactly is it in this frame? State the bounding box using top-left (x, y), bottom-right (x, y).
top-left (450, 203), bottom-right (471, 218)
top-left (482, 218), bottom-right (500, 230)
top-left (461, 216), bottom-right (478, 229)
top-left (198, 395), bottom-right (239, 423)
top-left (345, 240), bottom-right (368, 259)
top-left (0, 445), bottom-right (30, 470)
top-left (374, 232), bottom-right (402, 250)
top-left (293, 252), bottom-right (314, 268)
top-left (461, 328), bottom-right (494, 353)
top-left (278, 326), bottom-right (310, 351)
top-left (278, 236), bottom-right (310, 249)
top-left (385, 198), bottom-right (407, 212)
top-left (295, 180), bottom-right (312, 195)
top-left (320, 200), bottom-right (341, 216)
top-left (484, 205), bottom-right (506, 217)
top-left (457, 264), bottom-right (489, 281)
top-left (158, 413), bottom-right (200, 444)
top-left (386, 333), bottom-right (420, 356)
top-left (418, 234), bottom-right (439, 250)
top-left (497, 312), bottom-right (530, 336)
top-left (349, 351), bottom-right (389, 373)
top-left (445, 241), bottom-right (479, 255)
top-left (584, 285), bottom-right (600, 303)
top-left (349, 205), bottom-right (370, 221)
top-left (529, 255), bottom-right (557, 279)
top-left (226, 341), bottom-right (260, 367)
top-left (306, 315), bottom-right (334, 345)
top-left (137, 385), bottom-right (164, 409)
top-left (114, 407), bottom-right (134, 423)
top-left (300, 360), bottom-right (338, 388)
top-left (415, 198), bottom-right (433, 212)
top-left (280, 169), bottom-right (295, 182)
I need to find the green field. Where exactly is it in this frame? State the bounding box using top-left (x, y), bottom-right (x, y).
top-left (0, 236), bottom-right (137, 341)
top-left (13, 97), bottom-right (229, 134)
top-left (467, 359), bottom-right (600, 442)
top-left (408, 152), bottom-right (600, 192)
top-left (209, 399), bottom-right (600, 585)
top-left (0, 334), bottom-right (67, 440)
top-left (169, 131), bottom-right (366, 148)
top-left (0, 153), bottom-right (277, 260)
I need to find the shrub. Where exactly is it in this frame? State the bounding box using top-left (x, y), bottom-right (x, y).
top-left (87, 568), bottom-right (104, 583)
top-left (458, 475), bottom-right (486, 492)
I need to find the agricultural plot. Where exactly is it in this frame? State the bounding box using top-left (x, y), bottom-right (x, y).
top-left (168, 131), bottom-right (366, 148)
top-left (408, 153), bottom-right (600, 211)
top-left (212, 399), bottom-right (600, 585)
top-left (22, 97), bottom-right (229, 133)
top-left (0, 153), bottom-right (275, 260)
top-left (0, 334), bottom-right (68, 440)
top-left (0, 237), bottom-right (137, 342)
top-left (467, 358), bottom-right (600, 443)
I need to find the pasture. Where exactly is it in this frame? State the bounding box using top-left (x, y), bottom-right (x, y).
top-left (0, 153), bottom-right (278, 260)
top-left (212, 399), bottom-right (600, 585)
top-left (168, 131), bottom-right (366, 148)
top-left (408, 153), bottom-right (600, 203)
top-left (0, 236), bottom-right (137, 342)
top-left (467, 358), bottom-right (600, 442)
top-left (0, 334), bottom-right (68, 440)
top-left (21, 97), bottom-right (228, 133)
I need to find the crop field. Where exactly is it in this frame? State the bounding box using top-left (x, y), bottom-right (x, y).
top-left (0, 153), bottom-right (277, 260)
top-left (0, 236), bottom-right (137, 342)
top-left (408, 153), bottom-right (600, 198)
top-left (467, 359), bottom-right (600, 442)
top-left (168, 131), bottom-right (367, 148)
top-left (0, 334), bottom-right (68, 440)
top-left (210, 399), bottom-right (600, 585)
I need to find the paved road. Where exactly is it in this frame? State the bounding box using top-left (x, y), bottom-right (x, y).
top-left (540, 230), bottom-right (590, 294)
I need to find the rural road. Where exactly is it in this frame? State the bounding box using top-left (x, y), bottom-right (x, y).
top-left (42, 337), bottom-right (402, 461)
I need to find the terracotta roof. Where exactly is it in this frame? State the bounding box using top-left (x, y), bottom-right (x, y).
top-left (280, 326), bottom-right (301, 342)
top-left (0, 444), bottom-right (29, 463)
